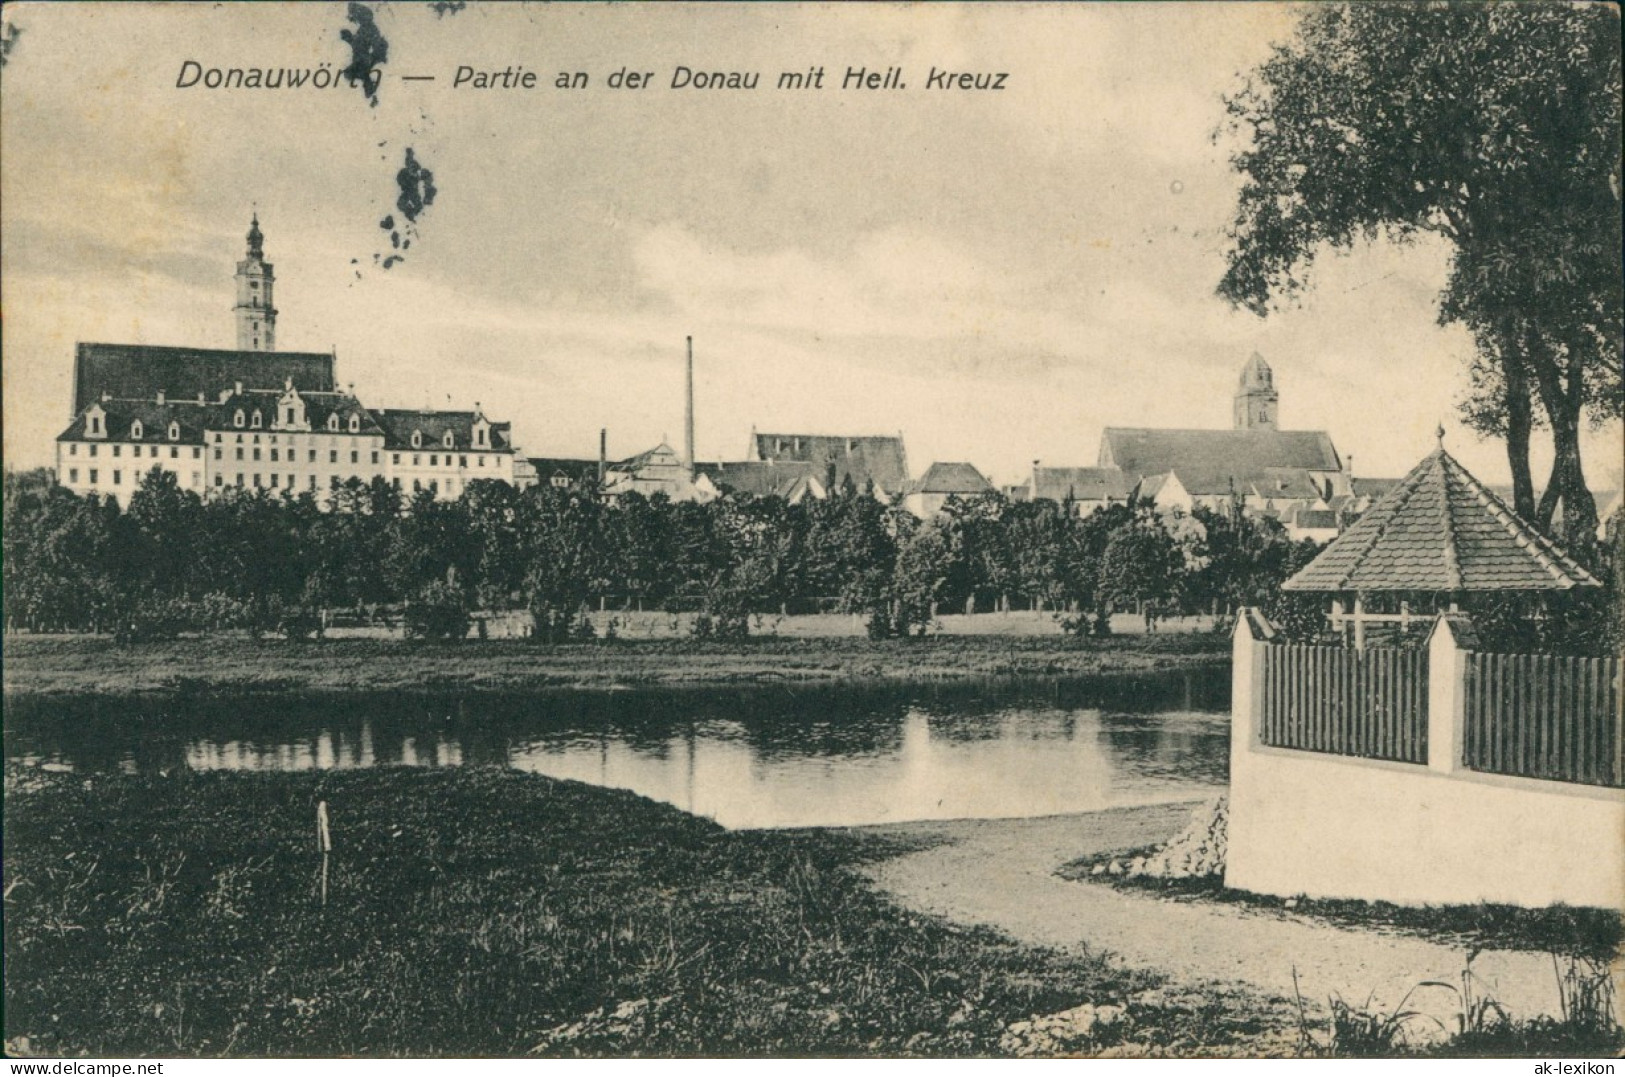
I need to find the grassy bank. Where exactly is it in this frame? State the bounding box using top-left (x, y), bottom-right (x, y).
top-left (3, 766), bottom-right (1290, 1058)
top-left (1, 632), bottom-right (1228, 696)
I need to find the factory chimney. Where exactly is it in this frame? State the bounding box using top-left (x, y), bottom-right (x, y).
top-left (598, 428), bottom-right (608, 486)
top-left (684, 336), bottom-right (696, 478)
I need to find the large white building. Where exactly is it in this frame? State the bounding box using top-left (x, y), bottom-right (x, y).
top-left (55, 218), bottom-right (519, 506)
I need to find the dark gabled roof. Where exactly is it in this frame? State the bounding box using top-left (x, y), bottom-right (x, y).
top-left (1100, 427), bottom-right (1341, 492)
top-left (911, 461), bottom-right (993, 497)
top-left (73, 342), bottom-right (335, 414)
top-left (58, 398), bottom-right (216, 443)
top-left (695, 460), bottom-right (820, 499)
top-left (1283, 448), bottom-right (1600, 593)
top-left (528, 457), bottom-right (599, 481)
top-left (752, 433), bottom-right (909, 493)
top-left (1031, 466), bottom-right (1129, 503)
top-left (1247, 467), bottom-right (1328, 502)
top-left (610, 443), bottom-right (681, 472)
top-left (372, 409), bottom-right (513, 452)
top-left (298, 392), bottom-right (385, 436)
top-left (1351, 477), bottom-right (1402, 500)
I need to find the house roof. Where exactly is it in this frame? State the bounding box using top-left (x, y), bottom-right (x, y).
top-left (1282, 447), bottom-right (1601, 593)
top-left (1247, 467), bottom-right (1327, 503)
top-left (1351, 477), bottom-right (1402, 501)
top-left (911, 461), bottom-right (993, 497)
top-left (372, 409), bottom-right (512, 452)
top-left (73, 342), bottom-right (335, 414)
top-left (1288, 508), bottom-right (1340, 531)
top-left (1031, 466), bottom-right (1130, 503)
top-left (528, 457), bottom-right (599, 481)
top-left (1100, 427), bottom-right (1342, 492)
top-left (752, 433), bottom-right (909, 493)
top-left (695, 460), bottom-right (821, 499)
top-left (58, 398), bottom-right (216, 443)
top-left (610, 442), bottom-right (681, 472)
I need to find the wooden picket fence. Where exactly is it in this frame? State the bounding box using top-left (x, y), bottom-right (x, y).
top-left (1464, 652), bottom-right (1624, 788)
top-left (1258, 643), bottom-right (1429, 764)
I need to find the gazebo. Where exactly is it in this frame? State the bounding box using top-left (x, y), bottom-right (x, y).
top-left (1281, 434), bottom-right (1601, 650)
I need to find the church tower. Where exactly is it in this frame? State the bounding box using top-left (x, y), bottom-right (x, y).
top-left (234, 214), bottom-right (278, 351)
top-left (1234, 351), bottom-right (1278, 430)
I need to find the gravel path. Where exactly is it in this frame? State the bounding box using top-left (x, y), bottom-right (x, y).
top-left (851, 802), bottom-right (1579, 1035)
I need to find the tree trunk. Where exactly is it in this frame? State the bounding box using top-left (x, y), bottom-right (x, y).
top-left (1530, 334), bottom-right (1600, 552)
top-left (1501, 333), bottom-right (1537, 521)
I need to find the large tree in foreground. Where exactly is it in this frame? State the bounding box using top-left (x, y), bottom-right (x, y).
top-left (1219, 1), bottom-right (1621, 549)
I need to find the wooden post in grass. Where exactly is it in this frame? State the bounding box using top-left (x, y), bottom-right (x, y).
top-left (316, 800), bottom-right (332, 907)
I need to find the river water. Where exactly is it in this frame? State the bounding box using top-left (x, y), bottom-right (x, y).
top-left (5, 668), bottom-right (1231, 828)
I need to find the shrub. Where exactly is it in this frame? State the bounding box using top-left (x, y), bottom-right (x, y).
top-left (403, 580), bottom-right (470, 641)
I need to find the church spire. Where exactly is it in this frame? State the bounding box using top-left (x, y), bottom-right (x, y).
top-left (246, 213), bottom-right (264, 259)
top-left (234, 212), bottom-right (277, 351)
top-left (1234, 351), bottom-right (1279, 430)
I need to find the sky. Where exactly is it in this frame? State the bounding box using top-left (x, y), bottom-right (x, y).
top-left (3, 1), bottom-right (1620, 492)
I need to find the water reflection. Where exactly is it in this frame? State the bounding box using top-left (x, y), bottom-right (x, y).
top-left (6, 671), bottom-right (1231, 828)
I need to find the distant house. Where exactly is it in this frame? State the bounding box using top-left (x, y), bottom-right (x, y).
top-left (1282, 505), bottom-right (1340, 544)
top-left (1025, 466), bottom-right (1131, 516)
top-left (525, 456), bottom-right (600, 490)
top-left (904, 462), bottom-right (993, 518)
top-left (602, 442), bottom-right (707, 502)
top-left (749, 432), bottom-right (910, 499)
top-left (694, 460), bottom-right (825, 504)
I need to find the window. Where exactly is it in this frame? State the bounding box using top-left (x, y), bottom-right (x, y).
top-left (328, 414), bottom-right (340, 432)
top-left (113, 445), bottom-right (121, 458)
top-left (236, 474), bottom-right (244, 487)
top-left (89, 445), bottom-right (98, 458)
top-left (130, 421), bottom-right (143, 440)
top-left (235, 448), bottom-right (244, 461)
top-left (309, 475), bottom-right (317, 490)
top-left (392, 454), bottom-right (400, 465)
top-left (459, 455), bottom-right (467, 468)
top-left (69, 468), bottom-right (79, 483)
top-left (253, 448), bottom-right (262, 462)
top-left (329, 450), bottom-right (338, 464)
top-left (430, 455), bottom-right (438, 467)
top-left (214, 434), bottom-right (223, 443)
top-left (478, 457), bottom-right (485, 468)
top-left (413, 479), bottom-right (422, 492)
top-left (89, 469), bottom-right (98, 483)
top-left (411, 431), bottom-right (422, 449)
top-left (350, 451), bottom-right (358, 464)
top-left (169, 422), bottom-right (180, 441)
top-left (475, 425), bottom-right (487, 447)
top-left (270, 448), bottom-right (279, 462)
top-left (89, 415), bottom-right (102, 436)
top-left (234, 410), bottom-right (245, 428)
top-left (193, 447), bottom-right (201, 459)
top-left (113, 470), bottom-right (122, 485)
top-left (214, 475), bottom-right (223, 487)
top-left (70, 444), bottom-right (78, 456)
top-left (170, 447), bottom-right (179, 459)
top-left (270, 474), bottom-right (279, 487)
top-left (308, 450), bottom-right (316, 463)
top-left (150, 446), bottom-right (159, 457)
top-left (285, 408), bottom-right (296, 425)
top-left (330, 475), bottom-right (340, 489)
top-left (444, 431), bottom-right (455, 448)
top-left (371, 452), bottom-right (379, 465)
top-left (253, 474), bottom-right (261, 488)
top-left (413, 455), bottom-right (420, 466)
top-left (392, 478), bottom-right (401, 490)
top-left (250, 411), bottom-right (262, 429)
top-left (348, 416), bottom-right (360, 434)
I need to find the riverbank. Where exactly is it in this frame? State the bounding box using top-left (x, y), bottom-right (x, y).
top-left (2, 765), bottom-right (1291, 1058)
top-left (2, 632), bottom-right (1228, 696)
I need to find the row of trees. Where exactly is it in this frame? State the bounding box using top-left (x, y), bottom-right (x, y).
top-left (2, 467), bottom-right (1324, 641)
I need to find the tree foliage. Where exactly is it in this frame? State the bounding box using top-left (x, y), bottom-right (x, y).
top-left (1220, 2), bottom-right (1622, 549)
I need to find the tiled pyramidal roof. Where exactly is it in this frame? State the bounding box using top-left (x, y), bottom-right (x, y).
top-left (1282, 447), bottom-right (1600, 592)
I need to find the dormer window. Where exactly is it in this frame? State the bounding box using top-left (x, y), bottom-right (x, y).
top-left (89, 414), bottom-right (103, 436)
top-left (130, 421), bottom-right (144, 440)
top-left (443, 431), bottom-right (455, 449)
top-left (234, 410), bottom-right (246, 429)
top-left (168, 422), bottom-right (180, 441)
top-left (411, 431), bottom-right (422, 449)
top-left (475, 426), bottom-right (488, 447)
top-left (348, 415), bottom-right (360, 434)
top-left (328, 414), bottom-right (340, 432)
top-left (250, 411), bottom-right (262, 429)
top-left (285, 407), bottom-right (296, 426)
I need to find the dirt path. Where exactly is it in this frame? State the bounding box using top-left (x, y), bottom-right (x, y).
top-left (851, 802), bottom-right (1580, 1036)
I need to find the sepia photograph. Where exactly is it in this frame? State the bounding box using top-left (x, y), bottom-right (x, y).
top-left (2, 0), bottom-right (1621, 1064)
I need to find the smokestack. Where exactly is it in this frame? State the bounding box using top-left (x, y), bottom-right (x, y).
top-left (598, 428), bottom-right (607, 485)
top-left (684, 336), bottom-right (695, 478)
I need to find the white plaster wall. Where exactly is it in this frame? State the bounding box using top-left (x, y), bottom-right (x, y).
top-left (1227, 743), bottom-right (1625, 909)
top-left (1228, 616), bottom-right (1625, 910)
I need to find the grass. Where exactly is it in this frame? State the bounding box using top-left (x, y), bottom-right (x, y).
top-left (1, 631), bottom-right (1228, 697)
top-left (3, 765), bottom-right (1293, 1058)
top-left (1059, 849), bottom-right (1624, 964)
